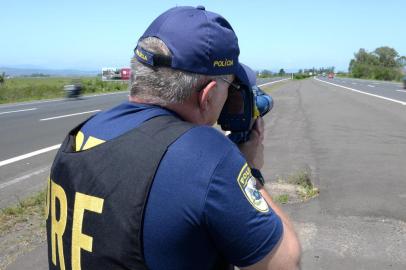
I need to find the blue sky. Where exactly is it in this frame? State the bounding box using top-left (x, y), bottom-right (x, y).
top-left (1, 0), bottom-right (405, 72)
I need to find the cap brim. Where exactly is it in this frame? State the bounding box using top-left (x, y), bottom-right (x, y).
top-left (235, 63), bottom-right (256, 87)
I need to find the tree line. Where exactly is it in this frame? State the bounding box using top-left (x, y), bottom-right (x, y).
top-left (257, 69), bottom-right (288, 78)
top-left (0, 72), bottom-right (5, 86)
top-left (349, 46), bottom-right (406, 81)
top-left (297, 67), bottom-right (335, 75)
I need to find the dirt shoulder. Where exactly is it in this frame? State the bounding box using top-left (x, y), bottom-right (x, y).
top-left (0, 191), bottom-right (46, 270)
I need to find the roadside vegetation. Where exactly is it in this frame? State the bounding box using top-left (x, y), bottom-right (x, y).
top-left (293, 73), bottom-right (312, 80)
top-left (0, 72), bottom-right (5, 86)
top-left (0, 190), bottom-right (47, 269)
top-left (349, 46), bottom-right (405, 81)
top-left (274, 194), bottom-right (290, 204)
top-left (286, 170), bottom-right (319, 201)
top-left (293, 67), bottom-right (335, 80)
top-left (0, 190), bottom-right (46, 233)
top-left (293, 47), bottom-right (406, 82)
top-left (0, 76), bottom-right (128, 104)
top-left (260, 79), bottom-right (289, 93)
top-left (271, 170), bottom-right (319, 204)
top-left (257, 68), bottom-right (288, 78)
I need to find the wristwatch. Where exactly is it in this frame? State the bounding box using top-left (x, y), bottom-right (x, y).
top-left (250, 168), bottom-right (265, 187)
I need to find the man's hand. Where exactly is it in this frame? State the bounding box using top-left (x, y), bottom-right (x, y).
top-left (238, 117), bottom-right (264, 169)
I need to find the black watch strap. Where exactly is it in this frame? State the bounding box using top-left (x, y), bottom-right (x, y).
top-left (250, 168), bottom-right (265, 187)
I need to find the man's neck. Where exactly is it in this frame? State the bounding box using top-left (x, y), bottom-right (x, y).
top-left (129, 95), bottom-right (205, 125)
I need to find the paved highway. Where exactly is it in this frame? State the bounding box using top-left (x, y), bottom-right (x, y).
top-left (4, 76), bottom-right (406, 269)
top-left (265, 78), bottom-right (406, 269)
top-left (315, 76), bottom-right (406, 105)
top-left (0, 91), bottom-right (130, 208)
top-left (0, 77), bottom-right (285, 208)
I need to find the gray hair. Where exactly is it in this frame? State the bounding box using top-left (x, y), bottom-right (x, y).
top-left (129, 37), bottom-right (224, 105)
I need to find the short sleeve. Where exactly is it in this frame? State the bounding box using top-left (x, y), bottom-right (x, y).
top-left (203, 146), bottom-right (283, 267)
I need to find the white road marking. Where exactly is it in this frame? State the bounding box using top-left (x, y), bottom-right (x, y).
top-left (396, 90), bottom-right (406, 93)
top-left (0, 108), bottom-right (37, 115)
top-left (258, 78), bottom-right (290, 87)
top-left (39, 109), bottom-right (101, 121)
top-left (0, 91), bottom-right (127, 109)
top-left (0, 166), bottom-right (50, 190)
top-left (0, 99), bottom-right (65, 109)
top-left (367, 85), bottom-right (375, 88)
top-left (314, 77), bottom-right (406, 106)
top-left (87, 91), bottom-right (129, 97)
top-left (0, 144), bottom-right (61, 167)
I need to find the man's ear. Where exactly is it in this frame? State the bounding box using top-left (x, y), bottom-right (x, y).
top-left (198, 80), bottom-right (217, 111)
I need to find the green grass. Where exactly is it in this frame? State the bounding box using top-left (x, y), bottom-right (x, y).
top-left (0, 77), bottom-right (128, 104)
top-left (287, 170), bottom-right (319, 200)
top-left (274, 194), bottom-right (290, 204)
top-left (293, 74), bottom-right (312, 80)
top-left (261, 80), bottom-right (289, 93)
top-left (271, 171), bottom-right (319, 204)
top-left (0, 190), bottom-right (47, 233)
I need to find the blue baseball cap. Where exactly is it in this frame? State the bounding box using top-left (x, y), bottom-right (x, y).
top-left (134, 6), bottom-right (247, 82)
top-left (240, 63), bottom-right (257, 87)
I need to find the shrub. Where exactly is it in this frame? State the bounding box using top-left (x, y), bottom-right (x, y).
top-left (293, 74), bottom-right (311, 80)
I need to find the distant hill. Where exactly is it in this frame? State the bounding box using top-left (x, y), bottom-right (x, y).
top-left (0, 67), bottom-right (98, 77)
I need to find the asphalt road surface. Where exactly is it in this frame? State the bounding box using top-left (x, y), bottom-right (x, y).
top-left (315, 76), bottom-right (406, 105)
top-left (0, 77), bottom-right (285, 209)
top-left (4, 76), bottom-right (406, 269)
top-left (264, 78), bottom-right (406, 269)
top-left (0, 92), bottom-right (130, 208)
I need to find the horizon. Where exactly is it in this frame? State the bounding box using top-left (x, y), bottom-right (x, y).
top-left (1, 0), bottom-right (406, 72)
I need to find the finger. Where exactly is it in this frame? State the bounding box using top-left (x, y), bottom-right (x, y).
top-left (254, 118), bottom-right (265, 141)
top-left (254, 118), bottom-right (264, 133)
top-left (249, 129), bottom-right (261, 146)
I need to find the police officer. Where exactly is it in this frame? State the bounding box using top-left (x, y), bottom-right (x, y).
top-left (46, 6), bottom-right (301, 270)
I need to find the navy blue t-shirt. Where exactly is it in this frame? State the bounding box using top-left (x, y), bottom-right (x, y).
top-left (77, 101), bottom-right (283, 269)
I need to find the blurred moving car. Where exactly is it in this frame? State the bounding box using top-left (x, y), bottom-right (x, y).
top-left (328, 73), bottom-right (334, 79)
top-left (64, 83), bottom-right (82, 98)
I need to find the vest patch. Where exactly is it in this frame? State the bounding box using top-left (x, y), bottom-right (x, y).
top-left (237, 163), bottom-right (269, 213)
